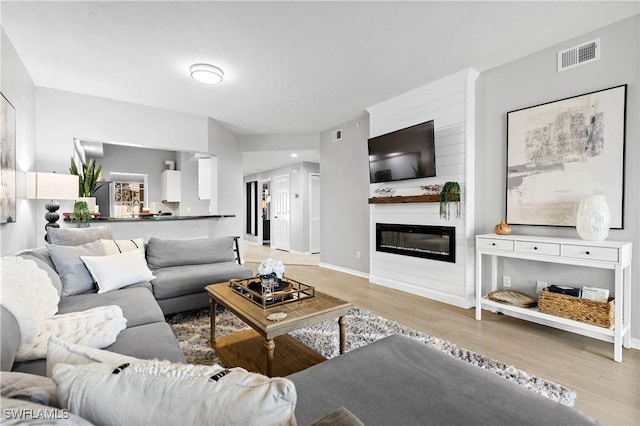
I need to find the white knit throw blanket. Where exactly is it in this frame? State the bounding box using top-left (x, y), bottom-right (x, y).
top-left (1, 256), bottom-right (127, 362)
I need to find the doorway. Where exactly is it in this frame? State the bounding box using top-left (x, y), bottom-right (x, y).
top-left (271, 174), bottom-right (290, 251)
top-left (260, 180), bottom-right (271, 246)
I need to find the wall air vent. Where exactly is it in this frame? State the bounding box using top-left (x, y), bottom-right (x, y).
top-left (558, 38), bottom-right (600, 72)
top-left (331, 129), bottom-right (343, 142)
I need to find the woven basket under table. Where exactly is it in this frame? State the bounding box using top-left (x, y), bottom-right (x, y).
top-left (538, 289), bottom-right (614, 329)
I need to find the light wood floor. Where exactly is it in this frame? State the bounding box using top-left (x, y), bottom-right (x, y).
top-left (242, 247), bottom-right (639, 425)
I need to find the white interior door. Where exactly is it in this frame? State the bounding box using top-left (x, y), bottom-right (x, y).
top-left (272, 175), bottom-right (290, 251)
top-left (310, 173), bottom-right (320, 253)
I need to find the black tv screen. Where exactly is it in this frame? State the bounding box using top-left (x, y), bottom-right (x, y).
top-left (368, 120), bottom-right (436, 183)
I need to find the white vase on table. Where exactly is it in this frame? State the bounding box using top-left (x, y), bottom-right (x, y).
top-left (576, 194), bottom-right (610, 241)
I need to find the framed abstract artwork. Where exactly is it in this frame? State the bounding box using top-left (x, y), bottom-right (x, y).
top-left (1, 93), bottom-right (16, 224)
top-left (506, 85), bottom-right (626, 228)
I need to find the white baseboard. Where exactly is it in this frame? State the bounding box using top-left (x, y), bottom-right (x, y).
top-left (630, 337), bottom-right (640, 351)
top-left (290, 250), bottom-right (312, 255)
top-left (369, 275), bottom-right (475, 309)
top-left (319, 262), bottom-right (370, 279)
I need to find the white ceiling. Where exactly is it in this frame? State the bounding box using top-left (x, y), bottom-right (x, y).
top-left (3, 1), bottom-right (638, 173)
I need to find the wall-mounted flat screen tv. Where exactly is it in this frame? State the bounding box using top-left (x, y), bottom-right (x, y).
top-left (368, 120), bottom-right (436, 183)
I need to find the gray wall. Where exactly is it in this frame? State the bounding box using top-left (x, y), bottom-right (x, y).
top-left (320, 115), bottom-right (370, 274)
top-left (476, 15), bottom-right (639, 339)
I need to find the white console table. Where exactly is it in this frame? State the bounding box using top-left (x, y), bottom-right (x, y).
top-left (475, 234), bottom-right (632, 362)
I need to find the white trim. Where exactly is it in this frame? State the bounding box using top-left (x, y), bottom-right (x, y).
top-left (319, 262), bottom-right (370, 279)
top-left (630, 337), bottom-right (640, 351)
top-left (309, 172), bottom-right (320, 254)
top-left (290, 249), bottom-right (311, 255)
top-left (370, 275), bottom-right (476, 309)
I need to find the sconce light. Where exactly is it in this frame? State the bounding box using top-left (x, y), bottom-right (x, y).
top-left (27, 172), bottom-right (79, 241)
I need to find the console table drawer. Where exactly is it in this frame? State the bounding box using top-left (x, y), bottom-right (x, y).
top-left (563, 245), bottom-right (619, 262)
top-left (477, 238), bottom-right (514, 251)
top-left (515, 241), bottom-right (560, 256)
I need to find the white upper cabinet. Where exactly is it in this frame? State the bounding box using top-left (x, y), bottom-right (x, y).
top-left (161, 170), bottom-right (181, 202)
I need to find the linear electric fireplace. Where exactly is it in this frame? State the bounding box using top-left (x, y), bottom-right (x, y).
top-left (376, 223), bottom-right (456, 263)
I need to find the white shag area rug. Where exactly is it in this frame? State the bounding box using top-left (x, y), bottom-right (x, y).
top-left (167, 306), bottom-right (576, 407)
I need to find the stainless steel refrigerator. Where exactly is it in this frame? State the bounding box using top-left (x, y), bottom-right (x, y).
top-left (93, 181), bottom-right (114, 217)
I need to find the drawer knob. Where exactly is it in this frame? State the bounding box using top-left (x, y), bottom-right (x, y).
top-left (585, 251), bottom-right (590, 255)
top-left (492, 243), bottom-right (496, 246)
top-left (533, 246), bottom-right (538, 250)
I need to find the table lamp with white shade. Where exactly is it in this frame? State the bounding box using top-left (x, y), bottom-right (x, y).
top-left (27, 172), bottom-right (79, 241)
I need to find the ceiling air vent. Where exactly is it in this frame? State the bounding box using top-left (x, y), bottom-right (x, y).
top-left (557, 38), bottom-right (600, 72)
top-left (331, 129), bottom-right (343, 142)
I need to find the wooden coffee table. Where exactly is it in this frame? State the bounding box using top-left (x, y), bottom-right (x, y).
top-left (206, 282), bottom-right (351, 377)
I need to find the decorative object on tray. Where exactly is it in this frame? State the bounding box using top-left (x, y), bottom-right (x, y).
top-left (258, 258), bottom-right (285, 300)
top-left (494, 219), bottom-right (512, 235)
top-left (506, 85), bottom-right (626, 228)
top-left (575, 194), bottom-right (610, 241)
top-left (230, 276), bottom-right (315, 309)
top-left (420, 184), bottom-right (441, 195)
top-left (439, 181), bottom-right (461, 220)
top-left (538, 288), bottom-right (614, 328)
top-left (487, 290), bottom-right (537, 308)
top-left (373, 187), bottom-right (395, 197)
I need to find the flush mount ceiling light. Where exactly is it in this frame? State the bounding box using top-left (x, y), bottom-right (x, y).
top-left (189, 63), bottom-right (224, 84)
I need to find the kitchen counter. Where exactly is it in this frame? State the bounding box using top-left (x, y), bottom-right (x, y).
top-left (64, 214), bottom-right (235, 223)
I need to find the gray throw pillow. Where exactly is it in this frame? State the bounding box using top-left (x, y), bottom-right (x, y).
top-left (47, 226), bottom-right (113, 246)
top-left (146, 237), bottom-right (234, 270)
top-left (48, 241), bottom-right (106, 296)
top-left (18, 254), bottom-right (63, 296)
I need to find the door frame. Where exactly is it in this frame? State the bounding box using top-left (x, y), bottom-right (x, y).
top-left (309, 173), bottom-right (320, 254)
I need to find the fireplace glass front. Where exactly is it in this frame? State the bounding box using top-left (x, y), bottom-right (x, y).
top-left (375, 223), bottom-right (455, 263)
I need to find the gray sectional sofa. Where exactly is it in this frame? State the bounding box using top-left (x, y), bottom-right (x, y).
top-left (1, 227), bottom-right (598, 425)
top-left (3, 227), bottom-right (253, 375)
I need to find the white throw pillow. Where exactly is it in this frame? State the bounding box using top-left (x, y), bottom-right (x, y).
top-left (53, 362), bottom-right (297, 426)
top-left (46, 337), bottom-right (137, 378)
top-left (81, 250), bottom-right (155, 294)
top-left (100, 238), bottom-right (145, 257)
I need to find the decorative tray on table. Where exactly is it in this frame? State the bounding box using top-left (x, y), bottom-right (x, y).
top-left (229, 276), bottom-right (315, 309)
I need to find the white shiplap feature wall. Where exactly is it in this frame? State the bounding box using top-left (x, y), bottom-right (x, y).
top-left (366, 68), bottom-right (479, 308)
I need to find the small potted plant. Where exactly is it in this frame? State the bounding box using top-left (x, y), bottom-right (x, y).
top-left (439, 181), bottom-right (461, 220)
top-left (69, 157), bottom-right (103, 212)
top-left (72, 201), bottom-right (91, 227)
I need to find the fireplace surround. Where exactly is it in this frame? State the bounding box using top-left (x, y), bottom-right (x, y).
top-left (375, 223), bottom-right (456, 263)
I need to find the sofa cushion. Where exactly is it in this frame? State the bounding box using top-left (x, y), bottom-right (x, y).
top-left (102, 322), bottom-right (186, 363)
top-left (57, 287), bottom-right (164, 328)
top-left (288, 334), bottom-right (598, 426)
top-left (151, 262), bottom-right (254, 300)
top-left (1, 397), bottom-right (94, 425)
top-left (48, 241), bottom-right (105, 296)
top-left (46, 337), bottom-right (137, 377)
top-left (47, 225), bottom-right (113, 246)
top-left (53, 361), bottom-right (297, 426)
top-left (1, 306), bottom-right (20, 371)
top-left (307, 407), bottom-right (365, 426)
top-left (1, 372), bottom-right (58, 407)
top-left (17, 254), bottom-right (63, 296)
top-left (81, 250), bottom-right (155, 294)
top-left (146, 236), bottom-right (235, 270)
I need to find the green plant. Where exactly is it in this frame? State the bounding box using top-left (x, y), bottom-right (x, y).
top-left (72, 201), bottom-right (91, 227)
top-left (69, 158), bottom-right (102, 197)
top-left (439, 181), bottom-right (461, 220)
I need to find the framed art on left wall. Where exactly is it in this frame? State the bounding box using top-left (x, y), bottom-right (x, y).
top-left (1, 93), bottom-right (16, 224)
top-left (506, 85), bottom-right (627, 228)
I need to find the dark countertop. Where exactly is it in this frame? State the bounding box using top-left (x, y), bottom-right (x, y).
top-left (64, 214), bottom-right (235, 223)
